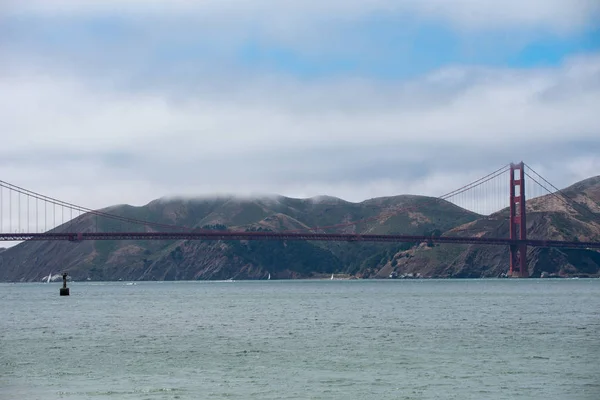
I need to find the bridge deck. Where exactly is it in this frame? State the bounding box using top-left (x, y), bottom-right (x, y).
top-left (0, 231), bottom-right (598, 249)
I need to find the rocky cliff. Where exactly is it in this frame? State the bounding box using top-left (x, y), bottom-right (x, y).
top-left (378, 176), bottom-right (600, 278)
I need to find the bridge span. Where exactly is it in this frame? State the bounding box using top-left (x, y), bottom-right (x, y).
top-left (1, 161), bottom-right (599, 278)
top-left (0, 231), bottom-right (599, 250)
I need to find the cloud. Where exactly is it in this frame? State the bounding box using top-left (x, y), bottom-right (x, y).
top-left (0, 52), bottom-right (598, 217)
top-left (1, 2), bottom-right (597, 253)
top-left (3, 0), bottom-right (597, 92)
top-left (4, 0), bottom-right (600, 35)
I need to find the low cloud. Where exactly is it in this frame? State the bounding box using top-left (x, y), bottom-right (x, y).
top-left (0, 53), bottom-right (598, 212)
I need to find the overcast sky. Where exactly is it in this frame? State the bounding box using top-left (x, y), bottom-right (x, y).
top-left (1, 0), bottom-right (599, 216)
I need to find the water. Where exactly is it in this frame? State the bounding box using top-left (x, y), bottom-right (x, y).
top-left (1, 279), bottom-right (599, 399)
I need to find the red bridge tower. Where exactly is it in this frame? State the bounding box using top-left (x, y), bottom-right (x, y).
top-left (509, 162), bottom-right (528, 277)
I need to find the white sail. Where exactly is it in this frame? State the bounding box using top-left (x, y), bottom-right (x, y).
top-left (47, 273), bottom-right (52, 283)
top-left (268, 273), bottom-right (271, 280)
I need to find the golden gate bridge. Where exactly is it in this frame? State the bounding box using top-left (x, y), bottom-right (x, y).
top-left (1, 162), bottom-right (599, 278)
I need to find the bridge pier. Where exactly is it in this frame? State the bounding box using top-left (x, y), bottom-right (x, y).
top-left (509, 162), bottom-right (529, 278)
top-left (509, 244), bottom-right (528, 278)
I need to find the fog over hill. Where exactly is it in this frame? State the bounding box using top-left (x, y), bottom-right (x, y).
top-left (1, 176), bottom-right (599, 282)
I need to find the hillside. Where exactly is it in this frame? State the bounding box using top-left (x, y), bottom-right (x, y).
top-left (379, 176), bottom-right (600, 278)
top-left (0, 194), bottom-right (478, 282)
top-left (1, 176), bottom-right (598, 282)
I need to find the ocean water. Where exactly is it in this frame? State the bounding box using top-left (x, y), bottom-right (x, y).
top-left (1, 279), bottom-right (599, 400)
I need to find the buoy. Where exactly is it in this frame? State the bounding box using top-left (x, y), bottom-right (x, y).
top-left (60, 272), bottom-right (70, 296)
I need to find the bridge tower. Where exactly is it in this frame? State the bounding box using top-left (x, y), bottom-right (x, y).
top-left (509, 161), bottom-right (528, 277)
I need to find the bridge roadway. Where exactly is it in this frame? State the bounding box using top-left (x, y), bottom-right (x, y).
top-left (1, 231), bottom-right (599, 249)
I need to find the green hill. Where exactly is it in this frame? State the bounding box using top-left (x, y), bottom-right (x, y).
top-left (1, 175), bottom-right (598, 282)
top-left (0, 194), bottom-right (478, 282)
top-left (380, 176), bottom-right (600, 278)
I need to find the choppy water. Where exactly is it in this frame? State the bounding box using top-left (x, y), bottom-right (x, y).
top-left (1, 279), bottom-right (599, 399)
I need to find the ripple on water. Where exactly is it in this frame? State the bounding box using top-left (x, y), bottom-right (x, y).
top-left (1, 279), bottom-right (599, 400)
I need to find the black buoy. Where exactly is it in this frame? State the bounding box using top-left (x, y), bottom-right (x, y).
top-left (60, 272), bottom-right (70, 296)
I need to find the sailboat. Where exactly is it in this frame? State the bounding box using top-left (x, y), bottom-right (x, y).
top-left (47, 273), bottom-right (52, 283)
top-left (330, 273), bottom-right (334, 280)
top-left (267, 273), bottom-right (271, 280)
